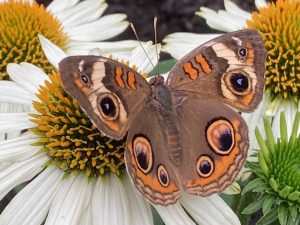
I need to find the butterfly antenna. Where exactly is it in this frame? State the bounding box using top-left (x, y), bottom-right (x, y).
top-left (153, 17), bottom-right (160, 76)
top-left (130, 23), bottom-right (156, 71)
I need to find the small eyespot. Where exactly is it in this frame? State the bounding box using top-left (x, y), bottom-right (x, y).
top-left (206, 119), bottom-right (235, 155)
top-left (80, 73), bottom-right (91, 85)
top-left (157, 165), bottom-right (169, 187)
top-left (133, 136), bottom-right (153, 174)
top-left (97, 93), bottom-right (119, 120)
top-left (230, 73), bottom-right (249, 93)
top-left (238, 48), bottom-right (247, 57)
top-left (197, 155), bottom-right (214, 177)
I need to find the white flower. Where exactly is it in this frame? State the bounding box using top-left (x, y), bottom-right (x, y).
top-left (0, 37), bottom-right (241, 225)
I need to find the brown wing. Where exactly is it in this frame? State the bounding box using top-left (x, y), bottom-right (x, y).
top-left (59, 56), bottom-right (151, 140)
top-left (174, 97), bottom-right (248, 195)
top-left (125, 104), bottom-right (181, 206)
top-left (167, 29), bottom-right (266, 112)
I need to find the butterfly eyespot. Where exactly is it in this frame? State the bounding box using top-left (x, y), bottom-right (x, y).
top-left (133, 136), bottom-right (153, 174)
top-left (197, 155), bottom-right (214, 177)
top-left (157, 165), bottom-right (169, 187)
top-left (238, 48), bottom-right (247, 57)
top-left (206, 119), bottom-right (235, 155)
top-left (98, 93), bottom-right (119, 120)
top-left (230, 73), bottom-right (250, 93)
top-left (80, 73), bottom-right (91, 85)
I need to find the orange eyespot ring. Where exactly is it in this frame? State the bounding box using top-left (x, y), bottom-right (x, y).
top-left (132, 136), bottom-right (153, 174)
top-left (97, 93), bottom-right (120, 121)
top-left (222, 70), bottom-right (252, 96)
top-left (157, 165), bottom-right (170, 187)
top-left (206, 119), bottom-right (235, 155)
top-left (196, 155), bottom-right (214, 177)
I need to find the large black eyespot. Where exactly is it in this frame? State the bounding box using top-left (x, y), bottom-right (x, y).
top-left (97, 93), bottom-right (119, 120)
top-left (197, 155), bottom-right (214, 177)
top-left (230, 73), bottom-right (249, 93)
top-left (80, 73), bottom-right (91, 85)
top-left (157, 165), bottom-right (169, 187)
top-left (238, 48), bottom-right (247, 57)
top-left (100, 97), bottom-right (116, 117)
top-left (206, 119), bottom-right (235, 155)
top-left (133, 136), bottom-right (153, 174)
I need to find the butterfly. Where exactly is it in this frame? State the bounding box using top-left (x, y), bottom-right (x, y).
top-left (59, 29), bottom-right (266, 205)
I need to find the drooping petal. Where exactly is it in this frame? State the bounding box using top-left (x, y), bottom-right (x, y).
top-left (0, 81), bottom-right (33, 105)
top-left (65, 14), bottom-right (129, 42)
top-left (6, 63), bottom-right (48, 95)
top-left (122, 175), bottom-right (153, 225)
top-left (154, 203), bottom-right (195, 225)
top-left (0, 167), bottom-right (63, 225)
top-left (56, 0), bottom-right (107, 28)
top-left (92, 174), bottom-right (131, 225)
top-left (0, 113), bottom-right (34, 133)
top-left (67, 40), bottom-right (139, 58)
top-left (0, 132), bottom-right (39, 162)
top-left (47, 0), bottom-right (80, 14)
top-left (162, 32), bottom-right (219, 59)
top-left (224, 0), bottom-right (251, 19)
top-left (39, 35), bottom-right (68, 70)
top-left (255, 0), bottom-right (268, 8)
top-left (180, 194), bottom-right (241, 225)
top-left (45, 174), bottom-right (93, 225)
top-left (0, 153), bottom-right (48, 199)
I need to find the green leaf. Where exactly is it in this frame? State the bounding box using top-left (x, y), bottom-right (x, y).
top-left (255, 127), bottom-right (271, 164)
top-left (242, 177), bottom-right (264, 195)
top-left (253, 183), bottom-right (271, 193)
top-left (256, 209), bottom-right (278, 225)
top-left (280, 112), bottom-right (288, 141)
top-left (242, 196), bottom-right (265, 214)
top-left (258, 150), bottom-right (270, 177)
top-left (278, 203), bottom-right (289, 225)
top-left (262, 195), bottom-right (276, 215)
top-left (290, 112), bottom-right (300, 142)
top-left (287, 213), bottom-right (300, 225)
top-left (263, 117), bottom-right (276, 151)
top-left (148, 59), bottom-right (176, 77)
top-left (289, 205), bottom-right (298, 220)
top-left (279, 186), bottom-right (293, 199)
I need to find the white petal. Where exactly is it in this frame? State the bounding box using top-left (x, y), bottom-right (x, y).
top-left (67, 40), bottom-right (139, 56)
top-left (154, 203), bottom-right (195, 225)
top-left (222, 182), bottom-right (241, 195)
top-left (39, 35), bottom-right (68, 70)
top-left (242, 96), bottom-right (268, 161)
top-left (57, 0), bottom-right (107, 28)
top-left (180, 194), bottom-right (241, 225)
top-left (92, 174), bottom-right (131, 225)
top-left (224, 0), bottom-right (251, 19)
top-left (271, 101), bottom-right (299, 138)
top-left (129, 42), bottom-right (160, 73)
top-left (196, 7), bottom-right (245, 32)
top-left (0, 132), bottom-right (39, 162)
top-left (65, 14), bottom-right (129, 42)
top-left (47, 0), bottom-right (80, 14)
top-left (0, 153), bottom-right (48, 200)
top-left (77, 201), bottom-right (92, 225)
top-left (162, 32), bottom-right (220, 59)
top-left (6, 63), bottom-right (47, 94)
top-left (0, 81), bottom-right (33, 105)
top-left (255, 0), bottom-right (268, 8)
top-left (122, 175), bottom-right (153, 225)
top-left (0, 167), bottom-right (63, 225)
top-left (45, 174), bottom-right (93, 225)
top-left (0, 113), bottom-right (34, 133)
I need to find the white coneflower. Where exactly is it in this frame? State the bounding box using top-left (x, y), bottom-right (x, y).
top-left (0, 36), bottom-right (241, 225)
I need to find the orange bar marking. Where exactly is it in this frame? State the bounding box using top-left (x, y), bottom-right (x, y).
top-left (195, 54), bottom-right (212, 74)
top-left (183, 62), bottom-right (198, 80)
top-left (127, 71), bottom-right (137, 89)
top-left (115, 67), bottom-right (125, 88)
